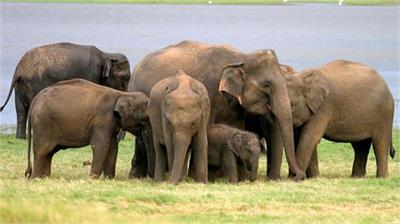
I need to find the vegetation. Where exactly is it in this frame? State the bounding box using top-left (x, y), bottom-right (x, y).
top-left (1, 0), bottom-right (399, 5)
top-left (0, 130), bottom-right (399, 223)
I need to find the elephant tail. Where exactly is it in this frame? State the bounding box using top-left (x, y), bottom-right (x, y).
top-left (0, 77), bottom-right (17, 112)
top-left (25, 109), bottom-right (32, 178)
top-left (390, 142), bottom-right (395, 159)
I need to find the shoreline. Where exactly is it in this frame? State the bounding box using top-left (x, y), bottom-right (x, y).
top-left (0, 125), bottom-right (17, 135)
top-left (0, 0), bottom-right (399, 5)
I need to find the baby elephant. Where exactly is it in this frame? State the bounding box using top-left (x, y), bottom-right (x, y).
top-left (25, 79), bottom-right (149, 179)
top-left (149, 70), bottom-right (210, 184)
top-left (208, 124), bottom-right (264, 183)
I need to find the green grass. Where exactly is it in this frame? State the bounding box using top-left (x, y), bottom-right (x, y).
top-left (1, 0), bottom-right (399, 5)
top-left (1, 131), bottom-right (400, 223)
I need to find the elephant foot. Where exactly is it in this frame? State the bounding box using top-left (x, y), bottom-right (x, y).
top-left (129, 168), bottom-right (147, 179)
top-left (168, 177), bottom-right (180, 185)
top-left (267, 173), bottom-right (281, 181)
top-left (16, 133), bottom-right (27, 139)
top-left (292, 171), bottom-right (306, 182)
top-left (351, 173), bottom-right (366, 178)
top-left (89, 173), bottom-right (101, 179)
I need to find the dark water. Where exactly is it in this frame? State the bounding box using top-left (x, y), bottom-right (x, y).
top-left (1, 3), bottom-right (399, 127)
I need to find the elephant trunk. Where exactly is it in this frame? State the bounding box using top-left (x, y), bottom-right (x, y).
top-left (169, 132), bottom-right (191, 185)
top-left (271, 84), bottom-right (306, 181)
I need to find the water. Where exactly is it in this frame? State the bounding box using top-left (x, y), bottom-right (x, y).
top-left (1, 3), bottom-right (399, 127)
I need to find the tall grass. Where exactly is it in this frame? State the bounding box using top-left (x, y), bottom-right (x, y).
top-left (1, 131), bottom-right (399, 223)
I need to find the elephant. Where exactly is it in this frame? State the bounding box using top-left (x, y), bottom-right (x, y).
top-left (149, 71), bottom-right (210, 184)
top-left (24, 79), bottom-right (148, 179)
top-left (128, 40), bottom-right (306, 181)
top-left (207, 124), bottom-right (265, 183)
top-left (282, 60), bottom-right (396, 178)
top-left (0, 42), bottom-right (131, 139)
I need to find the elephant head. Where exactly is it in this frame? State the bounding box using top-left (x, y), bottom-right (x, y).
top-left (228, 132), bottom-right (264, 182)
top-left (114, 93), bottom-right (149, 134)
top-left (219, 49), bottom-right (306, 180)
top-left (103, 53), bottom-right (131, 91)
top-left (286, 69), bottom-right (329, 127)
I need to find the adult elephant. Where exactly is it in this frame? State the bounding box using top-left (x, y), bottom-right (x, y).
top-left (284, 60), bottom-right (395, 177)
top-left (128, 40), bottom-right (306, 181)
top-left (0, 42), bottom-right (131, 139)
top-left (245, 65), bottom-right (319, 179)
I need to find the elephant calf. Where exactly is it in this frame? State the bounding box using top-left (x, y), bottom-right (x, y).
top-left (208, 124), bottom-right (264, 183)
top-left (25, 79), bottom-right (149, 179)
top-left (149, 70), bottom-right (210, 184)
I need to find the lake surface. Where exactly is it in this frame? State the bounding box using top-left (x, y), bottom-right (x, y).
top-left (1, 3), bottom-right (399, 127)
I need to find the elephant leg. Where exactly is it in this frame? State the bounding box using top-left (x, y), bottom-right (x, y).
top-left (222, 152), bottom-right (239, 183)
top-left (372, 137), bottom-right (390, 178)
top-left (154, 137), bottom-right (167, 182)
top-left (103, 137), bottom-right (119, 179)
top-left (295, 116), bottom-right (329, 172)
top-left (351, 139), bottom-right (371, 178)
top-left (267, 121), bottom-right (283, 180)
top-left (90, 133), bottom-right (112, 179)
top-left (144, 126), bottom-right (156, 178)
top-left (306, 149), bottom-right (319, 178)
top-left (191, 129), bottom-right (208, 184)
top-left (238, 162), bottom-right (250, 182)
top-left (208, 166), bottom-right (219, 182)
top-left (15, 88), bottom-right (28, 139)
top-left (371, 116), bottom-right (393, 178)
top-left (129, 136), bottom-right (148, 179)
top-left (164, 131), bottom-right (174, 172)
top-left (288, 126), bottom-right (301, 178)
top-left (31, 140), bottom-right (56, 178)
top-left (290, 126), bottom-right (319, 178)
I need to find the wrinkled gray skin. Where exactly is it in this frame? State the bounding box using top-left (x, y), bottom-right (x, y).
top-left (284, 60), bottom-right (396, 178)
top-left (25, 79), bottom-right (148, 179)
top-left (207, 124), bottom-right (264, 183)
top-left (0, 42), bottom-right (131, 139)
top-left (129, 40), bottom-right (306, 181)
top-left (149, 71), bottom-right (210, 184)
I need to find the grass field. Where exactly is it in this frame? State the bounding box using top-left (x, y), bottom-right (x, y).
top-left (1, 131), bottom-right (399, 223)
top-left (1, 0), bottom-right (399, 5)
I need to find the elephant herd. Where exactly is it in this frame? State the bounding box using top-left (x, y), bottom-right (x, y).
top-left (1, 41), bottom-right (395, 184)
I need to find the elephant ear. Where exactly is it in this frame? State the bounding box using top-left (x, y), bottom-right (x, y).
top-left (102, 58), bottom-right (118, 78)
top-left (219, 63), bottom-right (245, 104)
top-left (303, 70), bottom-right (329, 114)
top-left (113, 96), bottom-right (131, 129)
top-left (228, 132), bottom-right (243, 158)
